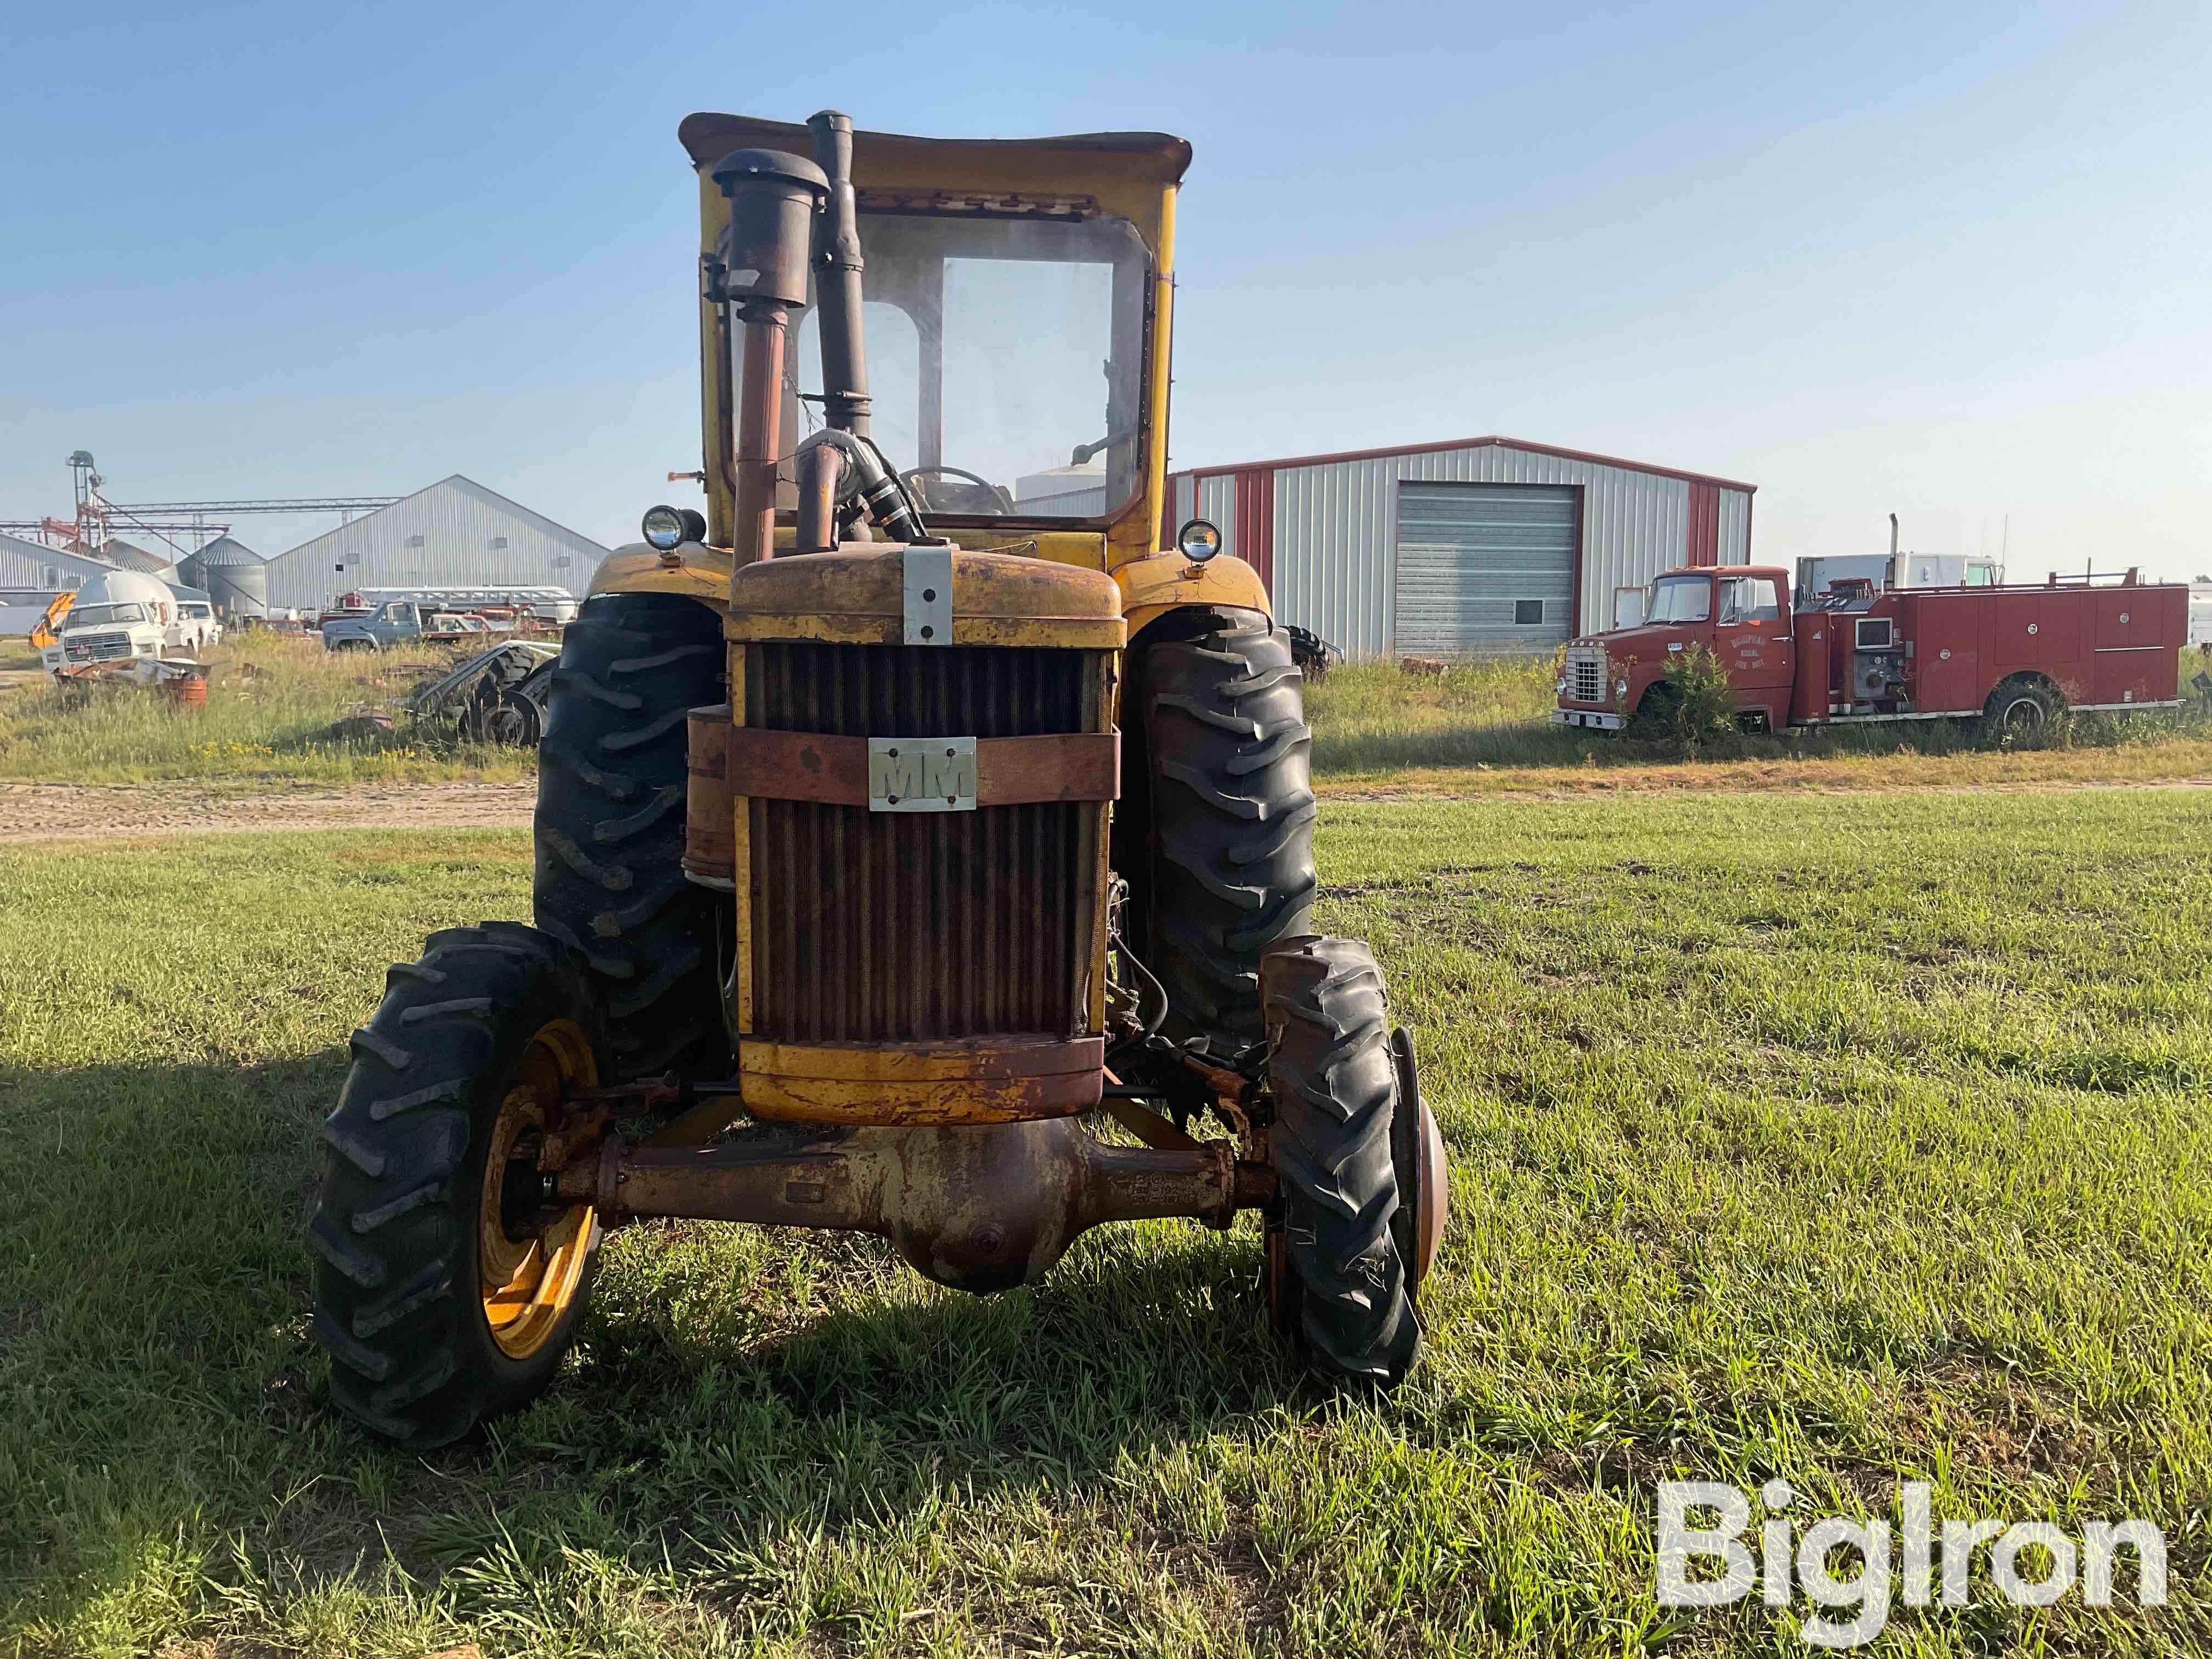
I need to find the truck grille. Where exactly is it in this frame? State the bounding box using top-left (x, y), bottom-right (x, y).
top-left (743, 642), bottom-right (1102, 1043)
top-left (1568, 646), bottom-right (1606, 703)
top-left (66, 632), bottom-right (133, 662)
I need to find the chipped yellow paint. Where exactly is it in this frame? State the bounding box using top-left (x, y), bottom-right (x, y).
top-left (738, 1038), bottom-right (1100, 1125)
top-left (1114, 548), bottom-right (1272, 640)
top-left (590, 543), bottom-right (732, 607)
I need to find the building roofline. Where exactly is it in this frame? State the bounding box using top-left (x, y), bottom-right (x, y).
top-left (1171, 435), bottom-right (1757, 493)
top-left (0, 532), bottom-right (119, 577)
top-left (269, 475), bottom-right (611, 563)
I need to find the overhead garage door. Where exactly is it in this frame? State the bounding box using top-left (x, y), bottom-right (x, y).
top-left (1392, 482), bottom-right (1577, 657)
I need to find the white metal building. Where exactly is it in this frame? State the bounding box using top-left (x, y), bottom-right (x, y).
top-left (0, 534), bottom-right (120, 635)
top-left (262, 475), bottom-right (610, 614)
top-left (1166, 436), bottom-right (1756, 658)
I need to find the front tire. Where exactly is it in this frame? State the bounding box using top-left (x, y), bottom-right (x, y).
top-left (1127, 612), bottom-right (1317, 1045)
top-left (311, 923), bottom-right (606, 1449)
top-left (1260, 936), bottom-right (1422, 1387)
top-left (533, 593), bottom-right (727, 1078)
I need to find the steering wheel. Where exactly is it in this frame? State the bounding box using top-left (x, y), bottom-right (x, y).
top-left (900, 466), bottom-right (1015, 515)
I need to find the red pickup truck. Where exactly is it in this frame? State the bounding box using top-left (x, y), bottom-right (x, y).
top-left (1554, 564), bottom-right (2187, 736)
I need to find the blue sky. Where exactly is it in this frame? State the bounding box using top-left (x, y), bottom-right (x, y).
top-left (4, 0), bottom-right (2206, 580)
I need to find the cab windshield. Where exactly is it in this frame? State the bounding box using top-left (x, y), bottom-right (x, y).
top-left (1645, 577), bottom-right (1712, 625)
top-left (791, 209), bottom-right (1150, 523)
top-left (64, 602), bottom-right (147, 630)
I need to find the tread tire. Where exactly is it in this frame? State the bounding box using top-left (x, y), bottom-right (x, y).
top-left (311, 923), bottom-right (604, 1449)
top-left (1984, 675), bottom-right (2058, 742)
top-left (533, 593), bottom-right (727, 1079)
top-left (1131, 611), bottom-right (1318, 1044)
top-left (1261, 935), bottom-right (1420, 1386)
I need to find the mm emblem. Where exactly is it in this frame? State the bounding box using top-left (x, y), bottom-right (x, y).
top-left (869, 736), bottom-right (977, 811)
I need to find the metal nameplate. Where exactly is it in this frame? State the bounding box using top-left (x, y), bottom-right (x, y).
top-left (869, 736), bottom-right (977, 811)
top-left (903, 545), bottom-right (953, 645)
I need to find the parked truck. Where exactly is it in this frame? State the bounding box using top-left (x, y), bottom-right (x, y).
top-left (38, 569), bottom-right (179, 675)
top-left (321, 600), bottom-right (498, 651)
top-left (1555, 564), bottom-right (2188, 737)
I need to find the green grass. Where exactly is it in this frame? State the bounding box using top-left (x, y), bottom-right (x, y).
top-left (1303, 654), bottom-right (2212, 785)
top-left (6, 635), bottom-right (2207, 796)
top-left (0, 635), bottom-right (536, 786)
top-left (3, 794), bottom-right (2209, 1654)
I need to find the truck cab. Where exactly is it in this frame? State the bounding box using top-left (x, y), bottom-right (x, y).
top-left (1556, 565), bottom-right (1797, 731)
top-left (322, 600), bottom-right (425, 652)
top-left (167, 592), bottom-right (223, 654)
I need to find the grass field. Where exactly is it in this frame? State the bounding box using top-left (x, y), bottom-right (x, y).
top-left (1302, 656), bottom-right (2212, 787)
top-left (0, 635), bottom-right (535, 786)
top-left (3, 790), bottom-right (2208, 1655)
top-left (4, 635), bottom-right (2207, 795)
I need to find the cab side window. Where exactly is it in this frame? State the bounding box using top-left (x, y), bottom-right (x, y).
top-left (1722, 577), bottom-right (1781, 624)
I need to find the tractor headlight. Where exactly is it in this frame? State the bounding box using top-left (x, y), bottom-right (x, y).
top-left (1176, 518), bottom-right (1222, 563)
top-left (641, 505), bottom-right (688, 551)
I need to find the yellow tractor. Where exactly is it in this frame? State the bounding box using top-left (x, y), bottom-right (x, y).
top-left (311, 111), bottom-right (1447, 1447)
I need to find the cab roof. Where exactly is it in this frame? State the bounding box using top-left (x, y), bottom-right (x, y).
top-left (677, 112), bottom-right (1192, 188)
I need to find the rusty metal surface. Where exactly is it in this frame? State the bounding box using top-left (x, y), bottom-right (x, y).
top-left (557, 1116), bottom-right (1240, 1293)
top-left (682, 704), bottom-right (734, 888)
top-left (738, 1034), bottom-right (1104, 1125)
top-left (795, 443), bottom-right (843, 553)
top-left (745, 641), bottom-right (1103, 1043)
top-left (731, 304), bottom-right (788, 573)
top-left (723, 726), bottom-right (1118, 809)
top-left (724, 546), bottom-right (1126, 649)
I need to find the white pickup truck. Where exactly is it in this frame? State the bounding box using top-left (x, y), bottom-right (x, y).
top-left (168, 590), bottom-right (223, 654)
top-left (40, 569), bottom-right (181, 675)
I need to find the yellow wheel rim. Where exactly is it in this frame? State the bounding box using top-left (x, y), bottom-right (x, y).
top-left (479, 1017), bottom-right (599, 1359)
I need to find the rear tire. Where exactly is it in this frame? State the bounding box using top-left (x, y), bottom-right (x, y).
top-left (1260, 936), bottom-right (1421, 1387)
top-left (1984, 676), bottom-right (2057, 742)
top-left (1128, 611), bottom-right (1317, 1045)
top-left (533, 593), bottom-right (727, 1079)
top-left (311, 923), bottom-right (605, 1449)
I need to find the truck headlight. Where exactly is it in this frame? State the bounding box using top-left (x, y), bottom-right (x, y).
top-left (1555, 677), bottom-right (1568, 694)
top-left (1615, 678), bottom-right (1628, 697)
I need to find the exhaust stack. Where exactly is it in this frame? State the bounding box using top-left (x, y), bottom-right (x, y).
top-left (710, 148), bottom-right (827, 571)
top-left (808, 111), bottom-right (870, 439)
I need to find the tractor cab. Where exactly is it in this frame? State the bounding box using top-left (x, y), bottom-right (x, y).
top-left (675, 112), bottom-right (1186, 572)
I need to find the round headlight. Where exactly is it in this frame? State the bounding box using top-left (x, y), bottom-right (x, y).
top-left (641, 505), bottom-right (687, 551)
top-left (1615, 678), bottom-right (1629, 697)
top-left (1176, 518), bottom-right (1223, 563)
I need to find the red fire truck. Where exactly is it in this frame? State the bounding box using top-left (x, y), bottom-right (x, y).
top-left (1554, 565), bottom-right (2188, 737)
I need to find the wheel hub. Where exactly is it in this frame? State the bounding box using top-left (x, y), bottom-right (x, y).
top-left (478, 1020), bottom-right (600, 1359)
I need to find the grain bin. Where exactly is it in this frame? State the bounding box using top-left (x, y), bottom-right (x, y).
top-left (194, 535), bottom-right (269, 619)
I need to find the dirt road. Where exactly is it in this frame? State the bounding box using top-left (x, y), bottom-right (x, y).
top-left (0, 780), bottom-right (538, 841)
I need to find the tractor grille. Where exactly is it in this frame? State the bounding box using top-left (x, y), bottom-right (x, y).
top-left (1568, 646), bottom-right (1606, 703)
top-left (744, 642), bottom-right (1101, 1042)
